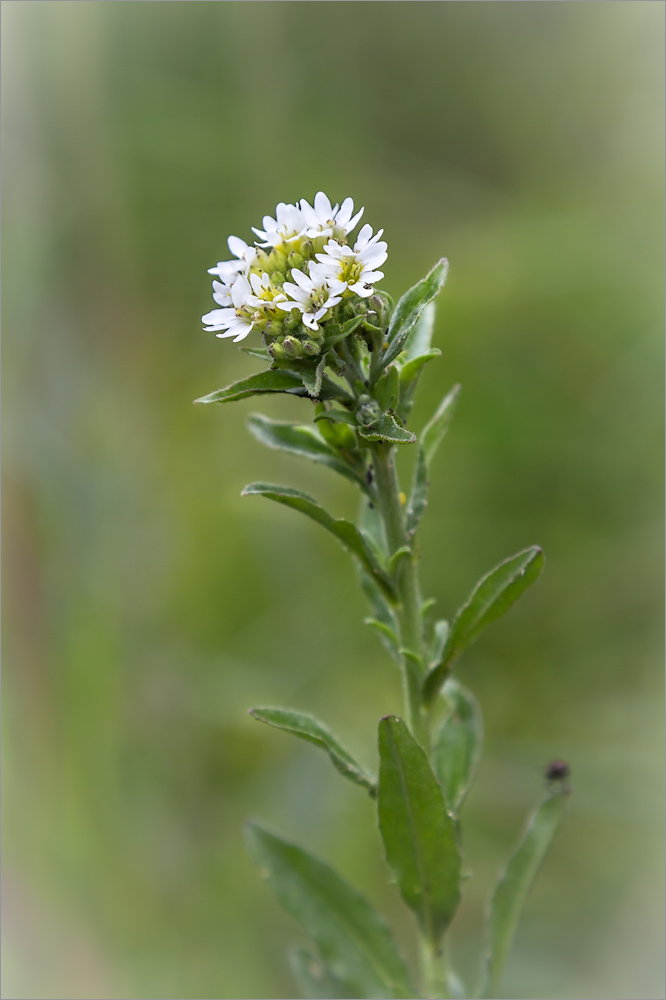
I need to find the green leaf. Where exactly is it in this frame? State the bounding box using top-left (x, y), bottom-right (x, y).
top-left (388, 545), bottom-right (411, 576)
top-left (405, 384), bottom-right (460, 536)
top-left (241, 483), bottom-right (396, 599)
top-left (423, 546), bottom-right (545, 704)
top-left (241, 346), bottom-right (273, 361)
top-left (247, 823), bottom-right (414, 1000)
top-left (296, 355), bottom-right (327, 397)
top-left (482, 792), bottom-right (569, 999)
top-left (404, 301), bottom-right (436, 361)
top-left (314, 409), bottom-right (358, 428)
top-left (378, 716), bottom-right (461, 946)
top-left (290, 948), bottom-right (353, 999)
top-left (420, 383), bottom-right (461, 467)
top-left (375, 366), bottom-right (400, 412)
top-left (398, 350), bottom-right (441, 388)
top-left (381, 260), bottom-right (449, 369)
top-left (246, 414), bottom-right (366, 490)
top-left (364, 618), bottom-right (401, 664)
top-left (433, 678), bottom-right (483, 814)
top-left (324, 315), bottom-right (365, 349)
top-left (429, 619), bottom-right (450, 668)
top-left (250, 707), bottom-right (377, 796)
top-left (194, 368), bottom-right (305, 404)
top-left (358, 413), bottom-right (417, 445)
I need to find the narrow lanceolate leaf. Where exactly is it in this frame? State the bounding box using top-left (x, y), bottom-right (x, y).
top-left (290, 948), bottom-right (353, 1000)
top-left (405, 384), bottom-right (460, 536)
top-left (423, 546), bottom-right (545, 704)
top-left (246, 823), bottom-right (414, 1000)
top-left (194, 368), bottom-right (305, 404)
top-left (404, 301), bottom-right (436, 361)
top-left (357, 413), bottom-right (417, 445)
top-left (433, 678), bottom-right (483, 814)
top-left (250, 707), bottom-right (377, 796)
top-left (240, 346), bottom-right (272, 361)
top-left (364, 618), bottom-right (401, 664)
top-left (482, 792), bottom-right (569, 999)
top-left (378, 716), bottom-right (461, 946)
top-left (398, 349), bottom-right (441, 388)
top-left (246, 414), bottom-right (366, 491)
top-left (241, 483), bottom-right (396, 599)
top-left (429, 619), bottom-right (450, 669)
top-left (381, 259), bottom-right (449, 369)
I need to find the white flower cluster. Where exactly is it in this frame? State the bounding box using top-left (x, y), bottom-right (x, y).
top-left (202, 193), bottom-right (388, 349)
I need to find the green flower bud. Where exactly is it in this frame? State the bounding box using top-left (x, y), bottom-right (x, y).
top-left (268, 340), bottom-right (286, 360)
top-left (287, 251), bottom-right (304, 270)
top-left (255, 249), bottom-right (271, 270)
top-left (356, 393), bottom-right (382, 426)
top-left (271, 272), bottom-right (285, 287)
top-left (367, 291), bottom-right (392, 330)
top-left (302, 339), bottom-right (321, 357)
top-left (268, 249), bottom-right (287, 272)
top-left (308, 326), bottom-right (325, 341)
top-left (265, 320), bottom-right (284, 339)
top-left (300, 240), bottom-right (315, 259)
top-left (283, 336), bottom-right (304, 360)
top-left (285, 309), bottom-right (302, 330)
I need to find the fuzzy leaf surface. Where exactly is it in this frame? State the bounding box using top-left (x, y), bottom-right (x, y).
top-left (378, 716), bottom-right (461, 946)
top-left (246, 414), bottom-right (366, 490)
top-left (482, 792), bottom-right (569, 999)
top-left (195, 369), bottom-right (304, 403)
top-left (247, 823), bottom-right (414, 1000)
top-left (423, 546), bottom-right (544, 703)
top-left (358, 414), bottom-right (417, 445)
top-left (405, 384), bottom-right (460, 536)
top-left (290, 948), bottom-right (353, 1000)
top-left (433, 678), bottom-right (483, 813)
top-left (404, 301), bottom-right (436, 360)
top-left (381, 260), bottom-right (448, 369)
top-left (241, 483), bottom-right (395, 598)
top-left (250, 707), bottom-right (377, 796)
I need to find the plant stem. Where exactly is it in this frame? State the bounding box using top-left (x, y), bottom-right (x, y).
top-left (370, 442), bottom-right (427, 746)
top-left (420, 937), bottom-right (451, 1000)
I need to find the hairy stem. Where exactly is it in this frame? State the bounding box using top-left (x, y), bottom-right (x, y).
top-left (370, 442), bottom-right (427, 747)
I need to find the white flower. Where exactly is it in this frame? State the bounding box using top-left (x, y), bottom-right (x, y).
top-left (315, 224), bottom-right (387, 298)
top-left (247, 271), bottom-right (289, 309)
top-left (202, 274), bottom-right (255, 341)
top-left (252, 202), bottom-right (306, 248)
top-left (299, 191), bottom-right (364, 241)
top-left (278, 263), bottom-right (342, 331)
top-left (207, 235), bottom-right (257, 282)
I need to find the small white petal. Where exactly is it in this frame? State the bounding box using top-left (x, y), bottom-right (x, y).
top-left (228, 235), bottom-right (248, 258)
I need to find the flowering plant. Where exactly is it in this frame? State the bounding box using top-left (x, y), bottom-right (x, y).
top-left (197, 194), bottom-right (570, 1000)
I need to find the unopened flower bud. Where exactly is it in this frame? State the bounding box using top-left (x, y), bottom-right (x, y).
top-left (285, 309), bottom-right (302, 330)
top-left (302, 339), bottom-right (321, 357)
top-left (367, 291), bottom-right (392, 330)
top-left (356, 394), bottom-right (382, 426)
top-left (268, 340), bottom-right (286, 360)
top-left (268, 249), bottom-right (287, 272)
top-left (265, 320), bottom-right (284, 339)
top-left (287, 251), bottom-right (304, 270)
top-left (283, 336), bottom-right (304, 359)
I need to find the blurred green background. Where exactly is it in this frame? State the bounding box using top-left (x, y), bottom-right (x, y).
top-left (2, 2), bottom-right (664, 998)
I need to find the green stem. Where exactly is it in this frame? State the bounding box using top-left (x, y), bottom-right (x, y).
top-left (421, 937), bottom-right (451, 1000)
top-left (370, 442), bottom-right (427, 746)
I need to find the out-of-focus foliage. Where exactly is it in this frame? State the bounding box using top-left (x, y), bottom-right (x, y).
top-left (2, 2), bottom-right (663, 998)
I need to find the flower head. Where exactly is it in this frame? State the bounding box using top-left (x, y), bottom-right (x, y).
top-left (202, 193), bottom-right (388, 347)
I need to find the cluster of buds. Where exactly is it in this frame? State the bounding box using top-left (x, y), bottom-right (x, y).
top-left (202, 193), bottom-right (388, 358)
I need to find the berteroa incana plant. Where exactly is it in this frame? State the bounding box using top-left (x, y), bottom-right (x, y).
top-left (196, 193), bottom-right (570, 1000)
